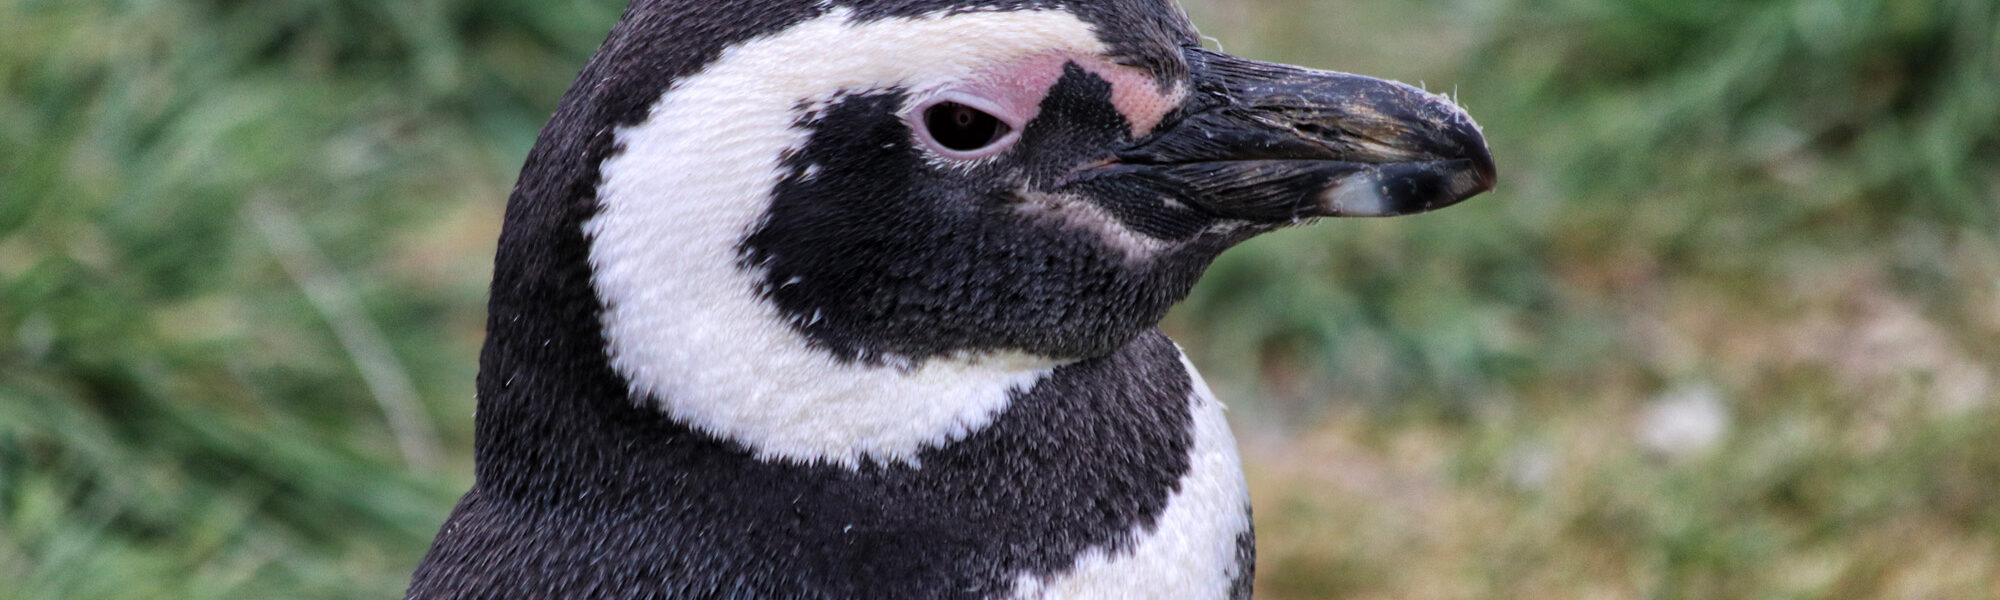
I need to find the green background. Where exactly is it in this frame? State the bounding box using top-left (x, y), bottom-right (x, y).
top-left (3, 0), bottom-right (1996, 597)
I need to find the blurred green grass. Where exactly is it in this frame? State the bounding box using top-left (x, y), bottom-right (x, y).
top-left (2, 0), bottom-right (1995, 598)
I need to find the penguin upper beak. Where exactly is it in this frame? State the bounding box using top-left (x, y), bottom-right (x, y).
top-left (1079, 47), bottom-right (1496, 222)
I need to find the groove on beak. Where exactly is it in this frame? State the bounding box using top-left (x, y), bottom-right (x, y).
top-left (1098, 47), bottom-right (1496, 221)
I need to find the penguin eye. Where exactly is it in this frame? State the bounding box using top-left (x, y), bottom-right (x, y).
top-left (925, 103), bottom-right (1008, 150)
top-left (914, 98), bottom-right (1019, 159)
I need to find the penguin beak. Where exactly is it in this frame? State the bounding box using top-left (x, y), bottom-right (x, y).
top-left (1084, 47), bottom-right (1496, 222)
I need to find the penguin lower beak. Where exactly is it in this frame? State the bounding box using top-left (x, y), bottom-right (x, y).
top-left (1083, 47), bottom-right (1496, 222)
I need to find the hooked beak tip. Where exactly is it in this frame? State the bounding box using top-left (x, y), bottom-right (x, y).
top-left (1447, 112), bottom-right (1498, 195)
top-left (1450, 140), bottom-right (1498, 206)
top-left (1347, 101), bottom-right (1495, 216)
top-left (1314, 109), bottom-right (1495, 218)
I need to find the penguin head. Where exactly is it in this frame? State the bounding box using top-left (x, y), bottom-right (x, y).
top-left (585, 1), bottom-right (1493, 364)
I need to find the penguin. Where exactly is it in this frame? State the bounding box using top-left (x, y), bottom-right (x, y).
top-left (405, 0), bottom-right (1493, 598)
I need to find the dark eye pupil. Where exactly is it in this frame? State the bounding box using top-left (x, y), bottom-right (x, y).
top-left (924, 102), bottom-right (1010, 152)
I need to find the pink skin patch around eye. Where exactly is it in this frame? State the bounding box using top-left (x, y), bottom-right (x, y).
top-left (1088, 59), bottom-right (1182, 137)
top-left (915, 52), bottom-right (1184, 142)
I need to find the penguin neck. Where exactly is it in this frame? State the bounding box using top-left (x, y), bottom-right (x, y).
top-left (471, 222), bottom-right (1192, 494)
top-left (462, 314), bottom-right (1207, 596)
top-left (473, 203), bottom-right (1078, 483)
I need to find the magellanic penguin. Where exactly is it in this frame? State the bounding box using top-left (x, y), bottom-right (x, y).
top-left (405, 0), bottom-right (1495, 598)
